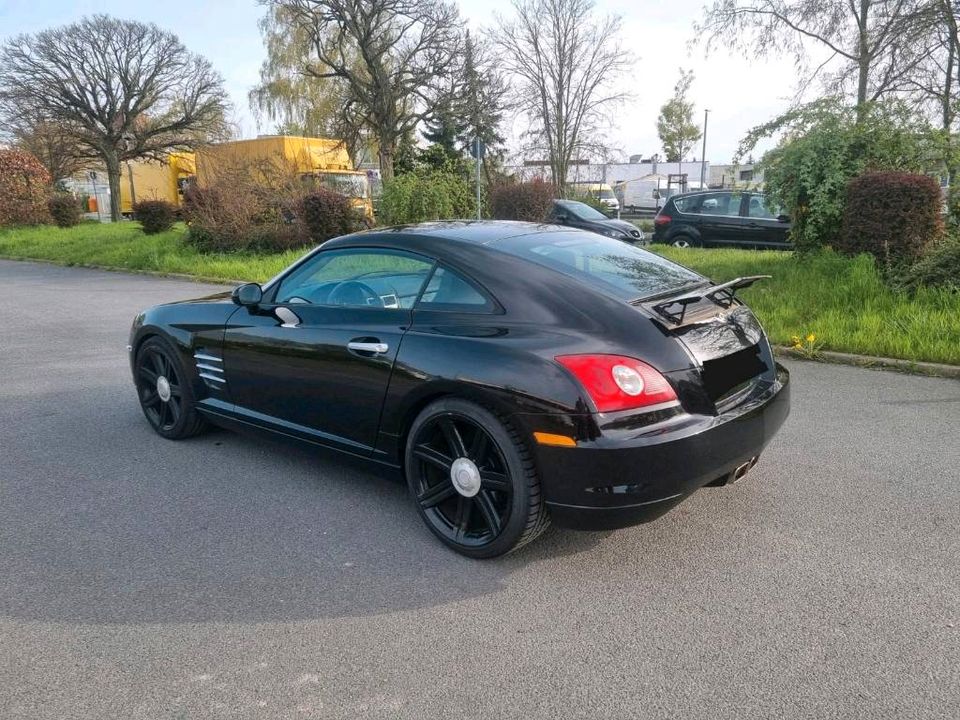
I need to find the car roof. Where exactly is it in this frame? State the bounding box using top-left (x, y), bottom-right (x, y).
top-left (328, 220), bottom-right (567, 247)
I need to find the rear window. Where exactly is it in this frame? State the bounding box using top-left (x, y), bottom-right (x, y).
top-left (495, 232), bottom-right (703, 301)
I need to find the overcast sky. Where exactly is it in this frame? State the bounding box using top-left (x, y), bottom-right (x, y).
top-left (1, 0), bottom-right (801, 163)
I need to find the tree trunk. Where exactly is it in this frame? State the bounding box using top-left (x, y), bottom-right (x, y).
top-left (856, 0), bottom-right (871, 120)
top-left (378, 137), bottom-right (395, 182)
top-left (104, 150), bottom-right (122, 222)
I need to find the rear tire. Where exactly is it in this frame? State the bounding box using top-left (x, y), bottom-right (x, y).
top-left (134, 336), bottom-right (207, 440)
top-left (404, 398), bottom-right (550, 558)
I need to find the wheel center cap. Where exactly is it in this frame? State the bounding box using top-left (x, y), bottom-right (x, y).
top-left (450, 457), bottom-right (481, 498)
top-left (156, 375), bottom-right (171, 403)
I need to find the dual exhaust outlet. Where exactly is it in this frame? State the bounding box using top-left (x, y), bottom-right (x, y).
top-left (708, 456), bottom-right (759, 487)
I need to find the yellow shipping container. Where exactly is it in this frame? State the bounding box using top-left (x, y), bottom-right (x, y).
top-left (119, 153), bottom-right (195, 215)
top-left (195, 136), bottom-right (373, 220)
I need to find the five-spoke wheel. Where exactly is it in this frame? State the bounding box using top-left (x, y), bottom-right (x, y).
top-left (405, 398), bottom-right (549, 558)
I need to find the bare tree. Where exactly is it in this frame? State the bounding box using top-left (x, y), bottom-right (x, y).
top-left (906, 0), bottom-right (960, 132)
top-left (274, 0), bottom-right (462, 180)
top-left (0, 15), bottom-right (229, 220)
top-left (6, 119), bottom-right (88, 183)
top-left (494, 0), bottom-right (632, 193)
top-left (698, 0), bottom-right (931, 114)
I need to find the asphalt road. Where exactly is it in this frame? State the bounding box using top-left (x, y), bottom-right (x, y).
top-left (1, 259), bottom-right (958, 720)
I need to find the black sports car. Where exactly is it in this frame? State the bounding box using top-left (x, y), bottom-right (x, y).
top-left (129, 221), bottom-right (790, 558)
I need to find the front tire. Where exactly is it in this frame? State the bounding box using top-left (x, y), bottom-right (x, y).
top-left (134, 336), bottom-right (207, 440)
top-left (405, 398), bottom-right (550, 558)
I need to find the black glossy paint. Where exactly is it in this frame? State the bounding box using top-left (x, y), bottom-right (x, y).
top-left (130, 221), bottom-right (790, 531)
top-left (652, 190), bottom-right (792, 249)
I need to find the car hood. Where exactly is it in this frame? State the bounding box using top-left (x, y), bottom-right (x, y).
top-left (580, 217), bottom-right (642, 238)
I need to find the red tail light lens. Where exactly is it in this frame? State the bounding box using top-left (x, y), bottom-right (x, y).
top-left (556, 354), bottom-right (678, 413)
top-left (654, 214), bottom-right (671, 226)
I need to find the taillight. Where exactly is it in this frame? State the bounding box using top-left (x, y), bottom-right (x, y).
top-left (555, 354), bottom-right (678, 413)
top-left (654, 214), bottom-right (671, 226)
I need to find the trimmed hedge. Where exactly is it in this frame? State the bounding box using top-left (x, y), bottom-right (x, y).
top-left (490, 179), bottom-right (556, 222)
top-left (0, 149), bottom-right (51, 226)
top-left (840, 172), bottom-right (943, 268)
top-left (47, 193), bottom-right (83, 227)
top-left (133, 200), bottom-right (177, 235)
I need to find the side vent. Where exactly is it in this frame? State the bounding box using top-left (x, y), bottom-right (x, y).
top-left (194, 349), bottom-right (226, 388)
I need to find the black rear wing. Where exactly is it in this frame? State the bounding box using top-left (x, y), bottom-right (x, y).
top-left (646, 275), bottom-right (771, 326)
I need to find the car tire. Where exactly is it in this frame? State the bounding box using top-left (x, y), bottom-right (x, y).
top-left (671, 234), bottom-right (700, 248)
top-left (134, 336), bottom-right (207, 440)
top-left (405, 398), bottom-right (550, 558)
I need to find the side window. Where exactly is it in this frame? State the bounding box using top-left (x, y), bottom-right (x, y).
top-left (673, 195), bottom-right (701, 213)
top-left (746, 194), bottom-right (778, 219)
top-left (418, 266), bottom-right (494, 311)
top-left (699, 192), bottom-right (741, 216)
top-left (274, 249), bottom-right (433, 308)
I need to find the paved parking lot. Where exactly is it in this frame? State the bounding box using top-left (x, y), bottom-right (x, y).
top-left (1, 259), bottom-right (958, 719)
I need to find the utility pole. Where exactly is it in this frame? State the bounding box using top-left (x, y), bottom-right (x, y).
top-left (700, 109), bottom-right (710, 189)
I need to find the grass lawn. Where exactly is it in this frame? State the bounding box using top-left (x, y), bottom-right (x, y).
top-left (2, 222), bottom-right (958, 365)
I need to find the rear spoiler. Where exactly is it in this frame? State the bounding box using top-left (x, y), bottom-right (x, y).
top-left (646, 275), bottom-right (771, 326)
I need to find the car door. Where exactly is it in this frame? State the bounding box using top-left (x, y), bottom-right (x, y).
top-left (742, 193), bottom-right (791, 247)
top-left (696, 191), bottom-right (745, 247)
top-left (221, 247), bottom-right (435, 453)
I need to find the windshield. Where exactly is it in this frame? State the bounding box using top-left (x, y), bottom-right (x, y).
top-left (495, 231), bottom-right (703, 300)
top-left (598, 189), bottom-right (616, 200)
top-left (313, 172), bottom-right (369, 199)
top-left (560, 200), bottom-right (607, 221)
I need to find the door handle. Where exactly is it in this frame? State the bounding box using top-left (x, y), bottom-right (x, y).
top-left (347, 341), bottom-right (389, 354)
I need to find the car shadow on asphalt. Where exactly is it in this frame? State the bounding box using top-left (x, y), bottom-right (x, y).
top-left (0, 399), bottom-right (609, 626)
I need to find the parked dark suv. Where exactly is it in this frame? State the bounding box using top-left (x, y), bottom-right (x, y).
top-left (652, 191), bottom-right (791, 248)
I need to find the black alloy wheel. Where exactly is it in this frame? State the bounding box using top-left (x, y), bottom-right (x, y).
top-left (405, 398), bottom-right (549, 558)
top-left (135, 337), bottom-right (206, 440)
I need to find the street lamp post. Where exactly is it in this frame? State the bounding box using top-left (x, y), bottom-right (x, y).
top-left (700, 109), bottom-right (710, 189)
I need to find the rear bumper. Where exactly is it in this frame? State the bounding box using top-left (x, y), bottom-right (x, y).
top-left (531, 364), bottom-right (790, 531)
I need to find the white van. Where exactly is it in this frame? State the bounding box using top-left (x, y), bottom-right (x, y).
top-left (570, 182), bottom-right (620, 212)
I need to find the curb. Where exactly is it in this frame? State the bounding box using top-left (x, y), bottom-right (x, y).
top-left (774, 346), bottom-right (960, 380)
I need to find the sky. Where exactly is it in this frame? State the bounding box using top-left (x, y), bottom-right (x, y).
top-left (0, 0), bottom-right (802, 163)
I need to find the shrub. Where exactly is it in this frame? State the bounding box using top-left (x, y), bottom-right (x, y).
top-left (754, 100), bottom-right (934, 251)
top-left (182, 157), bottom-right (364, 252)
top-left (840, 172), bottom-right (944, 270)
top-left (489, 179), bottom-right (556, 222)
top-left (47, 193), bottom-right (83, 227)
top-left (899, 233), bottom-right (960, 291)
top-left (0, 149), bottom-right (52, 226)
top-left (379, 169), bottom-right (474, 225)
top-left (297, 188), bottom-right (366, 242)
top-left (133, 200), bottom-right (177, 234)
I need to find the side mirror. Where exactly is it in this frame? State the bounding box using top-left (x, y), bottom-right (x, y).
top-left (777, 214), bottom-right (790, 223)
top-left (232, 282), bottom-right (263, 307)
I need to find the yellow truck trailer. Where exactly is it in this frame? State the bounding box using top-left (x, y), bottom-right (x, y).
top-left (194, 136), bottom-right (373, 220)
top-left (119, 153), bottom-right (195, 215)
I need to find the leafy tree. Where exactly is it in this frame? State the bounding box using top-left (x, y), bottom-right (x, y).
top-left (656, 70), bottom-right (702, 164)
top-left (0, 15), bottom-right (228, 221)
top-left (249, 3), bottom-right (372, 166)
top-left (747, 100), bottom-right (934, 251)
top-left (494, 0), bottom-right (632, 194)
top-left (275, 0), bottom-right (462, 181)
